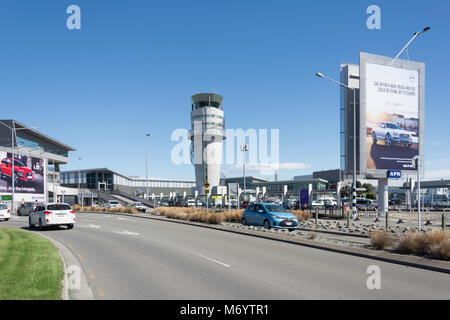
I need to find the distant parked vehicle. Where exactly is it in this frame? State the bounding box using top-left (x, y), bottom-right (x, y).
top-left (0, 203), bottom-right (10, 221)
top-left (17, 201), bottom-right (36, 216)
top-left (105, 200), bottom-right (121, 208)
top-left (356, 199), bottom-right (377, 210)
top-left (241, 203), bottom-right (298, 231)
top-left (29, 203), bottom-right (75, 230)
top-left (128, 202), bottom-right (146, 213)
top-left (311, 200), bottom-right (324, 208)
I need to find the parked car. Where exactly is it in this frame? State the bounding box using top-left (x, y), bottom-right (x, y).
top-left (389, 199), bottom-right (402, 206)
top-left (311, 199), bottom-right (324, 208)
top-left (356, 199), bottom-right (377, 210)
top-left (29, 203), bottom-right (75, 230)
top-left (241, 201), bottom-right (250, 208)
top-left (128, 202), bottom-right (146, 213)
top-left (241, 203), bottom-right (298, 231)
top-left (0, 203), bottom-right (10, 221)
top-left (17, 201), bottom-right (36, 216)
top-left (372, 122), bottom-right (412, 148)
top-left (0, 158), bottom-right (34, 184)
top-left (105, 200), bottom-right (121, 208)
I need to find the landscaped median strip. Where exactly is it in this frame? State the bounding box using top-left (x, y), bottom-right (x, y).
top-left (0, 226), bottom-right (63, 300)
top-left (77, 210), bottom-right (450, 274)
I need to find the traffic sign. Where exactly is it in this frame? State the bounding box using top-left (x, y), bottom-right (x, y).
top-left (204, 182), bottom-right (210, 189)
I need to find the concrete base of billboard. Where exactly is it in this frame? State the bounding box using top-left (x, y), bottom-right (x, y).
top-left (378, 178), bottom-right (389, 215)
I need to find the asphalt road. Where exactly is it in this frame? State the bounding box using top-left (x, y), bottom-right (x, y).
top-left (1, 212), bottom-right (449, 300)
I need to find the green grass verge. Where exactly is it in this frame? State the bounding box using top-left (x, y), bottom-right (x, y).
top-left (0, 227), bottom-right (63, 300)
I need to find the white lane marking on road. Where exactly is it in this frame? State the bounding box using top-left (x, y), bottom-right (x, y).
top-left (195, 253), bottom-right (230, 268)
top-left (76, 224), bottom-right (101, 229)
top-left (117, 217), bottom-right (131, 221)
top-left (112, 230), bottom-right (139, 236)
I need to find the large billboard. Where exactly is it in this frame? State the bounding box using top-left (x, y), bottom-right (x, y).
top-left (0, 151), bottom-right (46, 202)
top-left (360, 52), bottom-right (425, 178)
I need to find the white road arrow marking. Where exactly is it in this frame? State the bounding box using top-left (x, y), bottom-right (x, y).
top-left (89, 224), bottom-right (101, 229)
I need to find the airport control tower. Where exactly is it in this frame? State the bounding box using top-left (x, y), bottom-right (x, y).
top-left (189, 93), bottom-right (226, 193)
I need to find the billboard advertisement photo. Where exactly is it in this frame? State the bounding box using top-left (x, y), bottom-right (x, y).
top-left (360, 53), bottom-right (425, 176)
top-left (0, 151), bottom-right (46, 202)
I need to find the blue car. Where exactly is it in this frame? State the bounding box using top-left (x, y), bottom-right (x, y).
top-left (241, 203), bottom-right (299, 231)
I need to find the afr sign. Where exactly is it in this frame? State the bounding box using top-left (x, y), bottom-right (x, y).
top-left (388, 170), bottom-right (401, 179)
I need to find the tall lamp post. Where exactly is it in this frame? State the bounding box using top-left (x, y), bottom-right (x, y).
top-left (413, 155), bottom-right (422, 230)
top-left (316, 72), bottom-right (357, 224)
top-left (77, 157), bottom-right (82, 204)
top-left (240, 143), bottom-right (248, 201)
top-left (0, 121), bottom-right (35, 213)
top-left (145, 133), bottom-right (151, 200)
top-left (391, 27), bottom-right (430, 65)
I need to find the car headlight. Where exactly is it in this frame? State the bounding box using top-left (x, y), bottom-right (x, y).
top-left (18, 172), bottom-right (24, 177)
top-left (270, 215), bottom-right (283, 220)
top-left (393, 133), bottom-right (399, 136)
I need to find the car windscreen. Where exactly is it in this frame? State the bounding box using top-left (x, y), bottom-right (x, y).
top-left (47, 204), bottom-right (72, 211)
top-left (386, 123), bottom-right (400, 129)
top-left (264, 205), bottom-right (289, 213)
top-left (0, 204), bottom-right (7, 210)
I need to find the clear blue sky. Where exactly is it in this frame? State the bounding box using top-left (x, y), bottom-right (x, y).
top-left (1, 0), bottom-right (449, 181)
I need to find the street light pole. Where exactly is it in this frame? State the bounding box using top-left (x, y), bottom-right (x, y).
top-left (145, 133), bottom-right (151, 201)
top-left (413, 155), bottom-right (422, 230)
top-left (316, 73), bottom-right (357, 224)
top-left (240, 144), bottom-right (248, 201)
top-left (391, 27), bottom-right (430, 65)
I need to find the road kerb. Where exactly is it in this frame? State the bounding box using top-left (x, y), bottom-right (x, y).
top-left (38, 232), bottom-right (94, 300)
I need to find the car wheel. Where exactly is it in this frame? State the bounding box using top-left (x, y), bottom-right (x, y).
top-left (38, 219), bottom-right (44, 231)
top-left (67, 224), bottom-right (74, 230)
top-left (241, 218), bottom-right (247, 226)
top-left (4, 218), bottom-right (9, 221)
top-left (263, 220), bottom-right (271, 230)
top-left (372, 132), bottom-right (377, 144)
top-left (385, 134), bottom-right (392, 147)
top-left (29, 217), bottom-right (34, 229)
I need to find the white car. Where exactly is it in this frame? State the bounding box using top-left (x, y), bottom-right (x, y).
top-left (311, 200), bottom-right (324, 208)
top-left (128, 202), bottom-right (146, 212)
top-left (29, 203), bottom-right (76, 230)
top-left (105, 200), bottom-right (121, 208)
top-left (372, 122), bottom-right (412, 148)
top-left (0, 203), bottom-right (10, 221)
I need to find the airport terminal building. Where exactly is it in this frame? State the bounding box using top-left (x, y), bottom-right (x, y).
top-left (0, 119), bottom-right (76, 206)
top-left (60, 168), bottom-right (196, 199)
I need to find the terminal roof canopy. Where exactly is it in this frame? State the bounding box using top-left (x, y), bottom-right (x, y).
top-left (0, 119), bottom-right (76, 153)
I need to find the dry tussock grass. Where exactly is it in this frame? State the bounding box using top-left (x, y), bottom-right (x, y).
top-left (397, 230), bottom-right (450, 260)
top-left (291, 210), bottom-right (312, 222)
top-left (370, 230), bottom-right (395, 250)
top-left (157, 207), bottom-right (243, 224)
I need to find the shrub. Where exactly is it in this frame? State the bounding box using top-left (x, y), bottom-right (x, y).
top-left (428, 240), bottom-right (450, 261)
top-left (370, 230), bottom-right (395, 250)
top-left (398, 230), bottom-right (450, 259)
top-left (291, 210), bottom-right (312, 222)
top-left (307, 231), bottom-right (317, 240)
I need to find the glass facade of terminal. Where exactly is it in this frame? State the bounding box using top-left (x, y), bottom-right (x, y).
top-left (16, 135), bottom-right (69, 157)
top-left (60, 170), bottom-right (196, 191)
